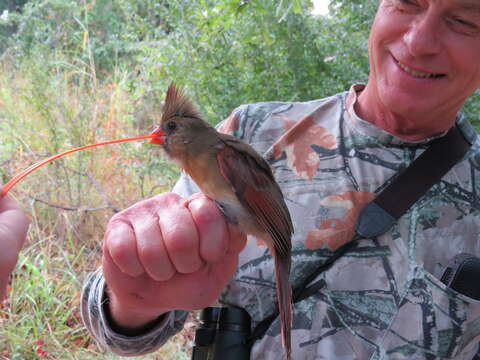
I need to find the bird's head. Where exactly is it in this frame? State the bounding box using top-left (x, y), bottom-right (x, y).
top-left (150, 83), bottom-right (214, 160)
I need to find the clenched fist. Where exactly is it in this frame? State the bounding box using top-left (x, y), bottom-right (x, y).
top-left (102, 192), bottom-right (246, 331)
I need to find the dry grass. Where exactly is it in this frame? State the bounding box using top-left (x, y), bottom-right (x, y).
top-left (0, 57), bottom-right (193, 359)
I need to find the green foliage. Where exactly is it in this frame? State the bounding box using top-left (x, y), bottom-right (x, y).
top-left (128, 0), bottom-right (373, 121)
top-left (0, 0), bottom-right (376, 122)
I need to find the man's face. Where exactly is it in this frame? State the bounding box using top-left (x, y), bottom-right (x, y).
top-left (368, 0), bottom-right (480, 120)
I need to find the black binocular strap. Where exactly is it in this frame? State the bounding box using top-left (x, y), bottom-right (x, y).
top-left (248, 124), bottom-right (473, 346)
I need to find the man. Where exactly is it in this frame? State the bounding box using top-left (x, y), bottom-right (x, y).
top-left (0, 193), bottom-right (29, 301)
top-left (81, 0), bottom-right (480, 358)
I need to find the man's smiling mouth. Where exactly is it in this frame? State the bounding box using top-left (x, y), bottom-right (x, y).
top-left (396, 60), bottom-right (445, 79)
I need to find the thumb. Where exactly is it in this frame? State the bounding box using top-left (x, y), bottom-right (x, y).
top-left (0, 195), bottom-right (29, 253)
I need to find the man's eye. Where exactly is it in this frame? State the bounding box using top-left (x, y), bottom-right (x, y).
top-left (448, 17), bottom-right (480, 36)
top-left (454, 17), bottom-right (474, 27)
top-left (398, 0), bottom-right (419, 6)
top-left (395, 0), bottom-right (420, 12)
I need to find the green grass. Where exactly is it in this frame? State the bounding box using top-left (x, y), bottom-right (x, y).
top-left (0, 230), bottom-right (195, 359)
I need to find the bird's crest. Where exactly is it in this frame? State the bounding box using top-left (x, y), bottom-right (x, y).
top-left (162, 83), bottom-right (203, 122)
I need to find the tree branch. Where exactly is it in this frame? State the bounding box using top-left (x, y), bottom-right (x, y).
top-left (29, 195), bottom-right (119, 213)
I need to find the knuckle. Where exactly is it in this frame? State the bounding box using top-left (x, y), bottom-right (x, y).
top-left (165, 226), bottom-right (196, 255)
top-left (136, 241), bottom-right (155, 258)
top-left (138, 246), bottom-right (169, 267)
top-left (193, 204), bottom-right (221, 226)
top-left (154, 192), bottom-right (182, 207)
top-left (106, 216), bottom-right (127, 232)
top-left (107, 238), bottom-right (132, 263)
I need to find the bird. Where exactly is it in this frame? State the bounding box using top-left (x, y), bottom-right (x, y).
top-left (149, 83), bottom-right (294, 359)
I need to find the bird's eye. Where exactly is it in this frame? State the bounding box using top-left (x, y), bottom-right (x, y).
top-left (166, 121), bottom-right (177, 132)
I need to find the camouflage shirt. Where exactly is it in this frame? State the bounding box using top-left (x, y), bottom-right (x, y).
top-left (81, 85), bottom-right (480, 359)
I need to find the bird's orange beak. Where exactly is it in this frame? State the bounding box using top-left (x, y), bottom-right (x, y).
top-left (149, 128), bottom-right (166, 145)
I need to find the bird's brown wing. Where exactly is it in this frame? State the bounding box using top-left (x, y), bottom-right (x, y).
top-left (218, 134), bottom-right (294, 358)
top-left (216, 134), bottom-right (293, 257)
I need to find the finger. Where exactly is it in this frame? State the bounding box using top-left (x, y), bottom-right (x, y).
top-left (105, 220), bottom-right (144, 277)
top-left (186, 195), bottom-right (228, 263)
top-left (182, 192), bottom-right (205, 206)
top-left (0, 193), bottom-right (23, 212)
top-left (0, 195), bottom-right (29, 253)
top-left (157, 202), bottom-right (202, 274)
top-left (132, 216), bottom-right (175, 281)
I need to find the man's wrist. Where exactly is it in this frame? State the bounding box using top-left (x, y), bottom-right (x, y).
top-left (103, 289), bottom-right (168, 337)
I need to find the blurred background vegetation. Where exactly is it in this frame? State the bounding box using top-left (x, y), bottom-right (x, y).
top-left (0, 0), bottom-right (479, 359)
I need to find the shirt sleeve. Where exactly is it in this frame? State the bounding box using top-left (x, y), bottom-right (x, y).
top-left (80, 268), bottom-right (189, 356)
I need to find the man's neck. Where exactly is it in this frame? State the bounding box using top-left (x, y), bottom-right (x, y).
top-left (355, 85), bottom-right (457, 142)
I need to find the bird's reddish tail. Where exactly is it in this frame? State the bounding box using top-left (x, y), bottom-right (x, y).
top-left (274, 252), bottom-right (292, 360)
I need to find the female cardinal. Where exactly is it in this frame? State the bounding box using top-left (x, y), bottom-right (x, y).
top-left (150, 83), bottom-right (293, 359)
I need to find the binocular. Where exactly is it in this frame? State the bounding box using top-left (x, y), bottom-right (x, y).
top-left (191, 306), bottom-right (252, 360)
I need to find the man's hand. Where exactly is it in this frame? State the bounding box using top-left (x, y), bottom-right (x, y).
top-left (0, 194), bottom-right (29, 301)
top-left (102, 192), bottom-right (247, 332)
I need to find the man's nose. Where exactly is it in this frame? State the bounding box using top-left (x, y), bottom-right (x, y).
top-left (403, 12), bottom-right (441, 57)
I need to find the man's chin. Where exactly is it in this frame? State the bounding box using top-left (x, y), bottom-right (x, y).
top-left (380, 89), bottom-right (436, 118)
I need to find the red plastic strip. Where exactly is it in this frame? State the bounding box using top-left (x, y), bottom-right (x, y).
top-left (1, 135), bottom-right (156, 197)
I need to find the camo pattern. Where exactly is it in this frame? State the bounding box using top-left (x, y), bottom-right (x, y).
top-left (81, 85), bottom-right (480, 359)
